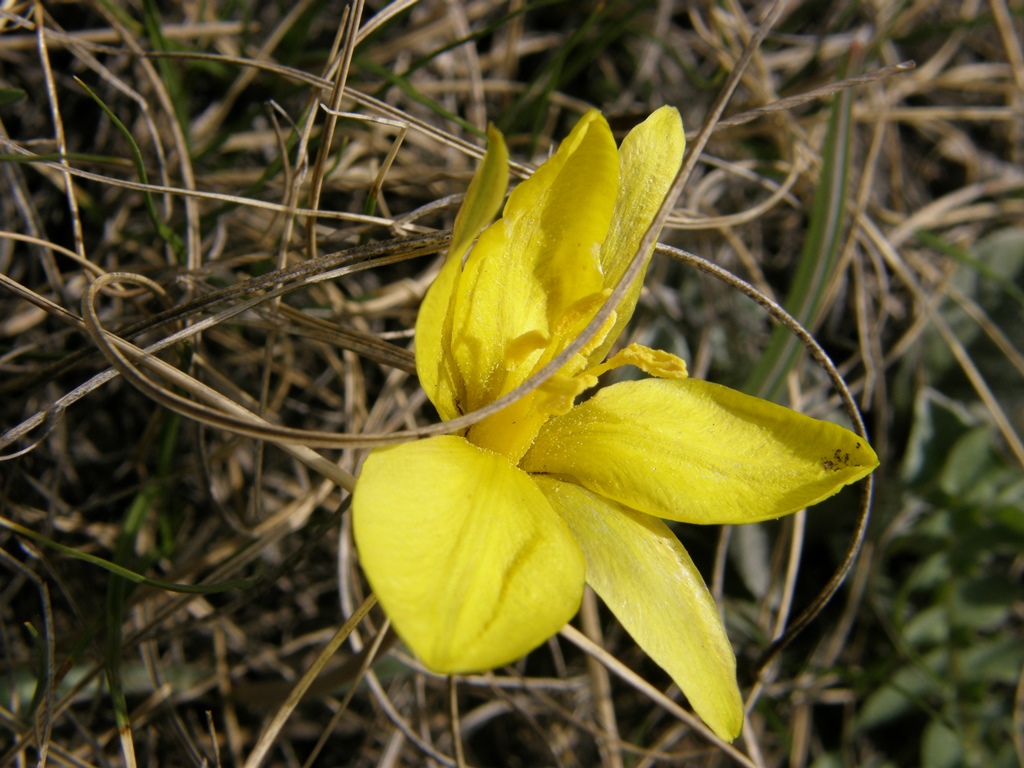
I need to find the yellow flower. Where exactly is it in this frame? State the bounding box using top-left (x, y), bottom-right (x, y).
top-left (353, 107), bottom-right (878, 741)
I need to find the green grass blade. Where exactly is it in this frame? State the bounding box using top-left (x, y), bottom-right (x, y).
top-left (356, 58), bottom-right (482, 137)
top-left (0, 87), bottom-right (27, 105)
top-left (0, 151), bottom-right (132, 167)
top-left (500, 0), bottom-right (653, 140)
top-left (0, 513), bottom-right (255, 594)
top-left (104, 409), bottom-right (182, 762)
top-left (743, 56), bottom-right (858, 401)
top-left (74, 78), bottom-right (186, 260)
top-left (140, 0), bottom-right (189, 133)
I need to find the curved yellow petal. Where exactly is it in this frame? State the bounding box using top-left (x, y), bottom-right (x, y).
top-left (592, 106), bottom-right (686, 363)
top-left (584, 343), bottom-right (688, 380)
top-left (449, 110), bottom-right (619, 414)
top-left (450, 125), bottom-right (511, 260)
top-left (534, 476), bottom-right (743, 741)
top-left (416, 126), bottom-right (510, 420)
top-left (353, 435), bottom-right (585, 673)
top-left (523, 378), bottom-right (879, 524)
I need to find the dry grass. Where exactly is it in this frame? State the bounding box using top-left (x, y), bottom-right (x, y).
top-left (2, 0), bottom-right (1023, 766)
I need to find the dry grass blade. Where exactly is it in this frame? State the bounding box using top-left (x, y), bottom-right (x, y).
top-left (243, 594), bottom-right (377, 768)
top-left (560, 625), bottom-right (757, 768)
top-left (714, 60), bottom-right (917, 130)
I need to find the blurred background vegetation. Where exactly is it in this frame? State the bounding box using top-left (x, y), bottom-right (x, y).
top-left (1, 0), bottom-right (1022, 765)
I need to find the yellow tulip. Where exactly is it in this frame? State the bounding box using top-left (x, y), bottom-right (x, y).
top-left (353, 107), bottom-right (878, 741)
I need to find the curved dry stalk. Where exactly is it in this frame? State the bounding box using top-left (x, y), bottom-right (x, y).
top-left (80, 274), bottom-right (357, 487)
top-left (658, 243), bottom-right (875, 673)
top-left (670, 150), bottom-right (806, 230)
top-left (0, 234), bottom-right (447, 454)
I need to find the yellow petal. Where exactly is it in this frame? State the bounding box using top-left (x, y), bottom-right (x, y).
top-left (592, 106), bottom-right (686, 363)
top-left (353, 435), bottom-right (585, 672)
top-left (535, 476), bottom-right (743, 741)
top-left (450, 125), bottom-right (511, 260)
top-left (584, 343), bottom-right (688, 380)
top-left (449, 110), bottom-right (619, 413)
top-left (416, 126), bottom-right (510, 420)
top-left (523, 378), bottom-right (879, 524)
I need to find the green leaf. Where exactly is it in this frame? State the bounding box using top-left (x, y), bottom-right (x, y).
top-left (921, 720), bottom-right (965, 768)
top-left (0, 87), bottom-right (27, 105)
top-left (939, 427), bottom-right (999, 498)
top-left (808, 754), bottom-right (843, 768)
top-left (993, 501), bottom-right (1024, 536)
top-left (959, 637), bottom-right (1024, 685)
top-left (915, 227), bottom-right (1024, 376)
top-left (952, 575), bottom-right (1015, 633)
top-left (856, 663), bottom-right (936, 731)
top-left (901, 388), bottom-right (979, 488)
top-left (917, 227), bottom-right (1024, 316)
top-left (903, 604), bottom-right (948, 646)
top-left (904, 551), bottom-right (950, 595)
